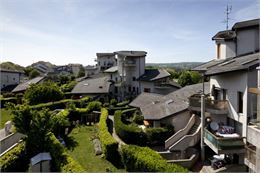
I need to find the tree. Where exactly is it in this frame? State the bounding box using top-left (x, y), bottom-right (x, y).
top-left (24, 81), bottom-right (64, 105)
top-left (178, 71), bottom-right (193, 87)
top-left (24, 67), bottom-right (34, 77)
top-left (60, 81), bottom-right (77, 92)
top-left (29, 69), bottom-right (40, 79)
top-left (77, 66), bottom-right (85, 78)
top-left (190, 71), bottom-right (202, 84)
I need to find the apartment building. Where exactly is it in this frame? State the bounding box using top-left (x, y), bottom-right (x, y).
top-left (96, 53), bottom-right (117, 71)
top-left (105, 51), bottom-right (180, 100)
top-left (193, 19), bottom-right (259, 171)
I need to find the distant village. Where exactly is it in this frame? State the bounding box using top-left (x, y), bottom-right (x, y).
top-left (0, 18), bottom-right (259, 173)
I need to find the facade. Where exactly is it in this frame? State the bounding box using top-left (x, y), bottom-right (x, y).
top-left (193, 18), bottom-right (260, 170)
top-left (0, 68), bottom-right (24, 90)
top-left (104, 51), bottom-right (180, 100)
top-left (96, 53), bottom-right (116, 71)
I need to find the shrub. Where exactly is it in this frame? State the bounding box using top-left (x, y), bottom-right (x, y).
top-left (46, 133), bottom-right (85, 172)
top-left (121, 144), bottom-right (188, 172)
top-left (98, 108), bottom-right (120, 164)
top-left (24, 81), bottom-right (64, 105)
top-left (61, 81), bottom-right (77, 92)
top-left (114, 111), bottom-right (147, 146)
top-left (110, 98), bottom-right (117, 106)
top-left (116, 100), bottom-right (129, 107)
top-left (114, 111), bottom-right (174, 146)
top-left (0, 142), bottom-right (29, 172)
top-left (0, 97), bottom-right (18, 108)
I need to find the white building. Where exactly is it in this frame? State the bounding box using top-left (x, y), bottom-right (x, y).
top-left (96, 53), bottom-right (117, 71)
top-left (104, 51), bottom-right (180, 100)
top-left (0, 68), bottom-right (24, 90)
top-left (193, 18), bottom-right (260, 171)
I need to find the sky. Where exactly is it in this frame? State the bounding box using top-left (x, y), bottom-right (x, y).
top-left (0, 0), bottom-right (259, 66)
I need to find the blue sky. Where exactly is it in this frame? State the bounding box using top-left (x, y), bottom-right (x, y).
top-left (0, 0), bottom-right (259, 66)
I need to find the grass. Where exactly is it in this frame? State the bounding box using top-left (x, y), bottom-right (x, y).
top-left (67, 125), bottom-right (125, 172)
top-left (0, 109), bottom-right (12, 128)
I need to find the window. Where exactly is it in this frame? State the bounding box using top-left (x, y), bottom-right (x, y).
top-left (115, 87), bottom-right (118, 94)
top-left (238, 91), bottom-right (243, 113)
top-left (115, 77), bottom-right (118, 82)
top-left (144, 88), bottom-right (151, 93)
top-left (217, 43), bottom-right (221, 59)
top-left (132, 77), bottom-right (136, 81)
top-left (128, 86), bottom-right (131, 92)
top-left (137, 87), bottom-right (139, 93)
top-left (222, 89), bottom-right (227, 100)
top-left (133, 87), bottom-right (135, 92)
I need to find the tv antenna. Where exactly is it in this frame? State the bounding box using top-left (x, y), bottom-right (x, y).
top-left (222, 4), bottom-right (232, 30)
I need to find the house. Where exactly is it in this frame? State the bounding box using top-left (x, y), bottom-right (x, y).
top-left (0, 68), bottom-right (24, 91)
top-left (85, 65), bottom-right (99, 77)
top-left (104, 50), bottom-right (180, 100)
top-left (193, 19), bottom-right (259, 171)
top-left (71, 76), bottom-right (111, 102)
top-left (96, 53), bottom-right (117, 71)
top-left (31, 61), bottom-right (54, 74)
top-left (12, 76), bottom-right (46, 93)
top-left (130, 82), bottom-right (209, 130)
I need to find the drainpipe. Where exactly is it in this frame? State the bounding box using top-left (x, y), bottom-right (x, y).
top-left (200, 69), bottom-right (207, 162)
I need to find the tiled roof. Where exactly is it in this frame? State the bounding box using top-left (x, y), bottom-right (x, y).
top-left (0, 68), bottom-right (24, 74)
top-left (12, 76), bottom-right (45, 93)
top-left (71, 77), bottom-right (111, 94)
top-left (193, 52), bottom-right (260, 76)
top-left (130, 82), bottom-right (210, 120)
top-left (138, 69), bottom-right (170, 81)
top-left (212, 30), bottom-right (236, 40)
top-left (232, 18), bottom-right (260, 30)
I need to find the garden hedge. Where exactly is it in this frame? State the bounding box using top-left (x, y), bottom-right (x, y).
top-left (121, 144), bottom-right (189, 172)
top-left (0, 97), bottom-right (18, 108)
top-left (98, 108), bottom-right (120, 165)
top-left (114, 110), bottom-right (174, 146)
top-left (30, 97), bottom-right (90, 110)
top-left (0, 142), bottom-right (29, 172)
top-left (46, 133), bottom-right (85, 172)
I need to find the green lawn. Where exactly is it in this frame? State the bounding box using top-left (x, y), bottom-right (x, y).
top-left (0, 109), bottom-right (12, 128)
top-left (67, 125), bottom-right (124, 172)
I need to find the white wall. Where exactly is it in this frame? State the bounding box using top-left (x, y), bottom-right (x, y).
top-left (237, 28), bottom-right (259, 56)
top-left (1, 72), bottom-right (21, 89)
top-left (210, 71), bottom-right (249, 137)
top-left (160, 111), bottom-right (191, 132)
top-left (215, 40), bottom-right (236, 60)
top-left (226, 41), bottom-right (236, 58)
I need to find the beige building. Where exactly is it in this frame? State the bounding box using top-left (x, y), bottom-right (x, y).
top-left (194, 19), bottom-right (260, 171)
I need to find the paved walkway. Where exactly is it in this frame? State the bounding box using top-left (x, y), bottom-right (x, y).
top-left (108, 115), bottom-right (126, 146)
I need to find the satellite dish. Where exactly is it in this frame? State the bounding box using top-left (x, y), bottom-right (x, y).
top-left (210, 122), bottom-right (219, 131)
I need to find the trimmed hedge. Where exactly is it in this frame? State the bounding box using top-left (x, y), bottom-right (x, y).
top-left (46, 133), bottom-right (85, 172)
top-left (121, 144), bottom-right (189, 172)
top-left (116, 100), bottom-right (129, 107)
top-left (114, 111), bottom-right (147, 146)
top-left (0, 97), bottom-right (18, 108)
top-left (0, 142), bottom-right (29, 172)
top-left (30, 97), bottom-right (90, 110)
top-left (98, 108), bottom-right (120, 164)
top-left (114, 111), bottom-right (174, 146)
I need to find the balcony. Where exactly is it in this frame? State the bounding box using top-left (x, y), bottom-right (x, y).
top-left (247, 122), bottom-right (260, 147)
top-left (189, 96), bottom-right (228, 114)
top-left (204, 128), bottom-right (245, 154)
top-left (244, 145), bottom-right (256, 171)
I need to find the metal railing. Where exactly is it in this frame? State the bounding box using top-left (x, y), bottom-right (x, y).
top-left (204, 128), bottom-right (244, 150)
top-left (189, 96), bottom-right (228, 111)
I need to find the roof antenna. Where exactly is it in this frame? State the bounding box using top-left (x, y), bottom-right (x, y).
top-left (223, 4), bottom-right (232, 30)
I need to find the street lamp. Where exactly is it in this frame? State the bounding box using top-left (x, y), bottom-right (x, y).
top-left (198, 69), bottom-right (207, 162)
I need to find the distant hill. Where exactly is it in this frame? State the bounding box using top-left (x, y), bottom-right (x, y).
top-left (31, 61), bottom-right (56, 68)
top-left (0, 61), bottom-right (25, 71)
top-left (146, 62), bottom-right (204, 70)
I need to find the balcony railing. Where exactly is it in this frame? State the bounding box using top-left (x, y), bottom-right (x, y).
top-left (245, 145), bottom-right (256, 165)
top-left (189, 96), bottom-right (228, 113)
top-left (204, 128), bottom-right (244, 151)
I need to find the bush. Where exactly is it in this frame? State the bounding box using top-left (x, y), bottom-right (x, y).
top-left (121, 144), bottom-right (188, 172)
top-left (61, 81), bottom-right (77, 92)
top-left (0, 142), bottom-right (29, 172)
top-left (98, 108), bottom-right (120, 164)
top-left (116, 100), bottom-right (129, 107)
top-left (114, 111), bottom-right (174, 146)
top-left (110, 98), bottom-right (117, 106)
top-left (46, 133), bottom-right (85, 172)
top-left (114, 111), bottom-right (147, 146)
top-left (0, 97), bottom-right (18, 108)
top-left (24, 81), bottom-right (64, 105)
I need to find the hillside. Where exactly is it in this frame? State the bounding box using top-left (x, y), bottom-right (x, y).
top-left (0, 61), bottom-right (25, 71)
top-left (146, 62), bottom-right (203, 70)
